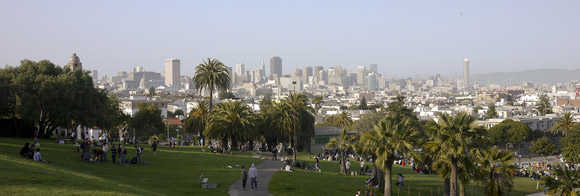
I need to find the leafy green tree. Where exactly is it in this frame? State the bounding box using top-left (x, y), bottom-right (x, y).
top-left (360, 97), bottom-right (368, 110)
top-left (487, 119), bottom-right (531, 148)
top-left (193, 58), bottom-right (231, 109)
top-left (424, 112), bottom-right (486, 196)
top-left (541, 167), bottom-right (580, 195)
top-left (205, 101), bottom-right (256, 150)
top-left (336, 111), bottom-right (353, 129)
top-left (561, 131), bottom-right (580, 164)
top-left (218, 92), bottom-right (235, 100)
top-left (552, 112), bottom-right (577, 136)
top-left (130, 103), bottom-right (165, 141)
top-left (487, 105), bottom-right (498, 119)
top-left (360, 117), bottom-right (418, 196)
top-left (479, 146), bottom-right (516, 196)
top-left (326, 129), bottom-right (357, 174)
top-left (148, 87), bottom-right (156, 97)
top-left (529, 137), bottom-right (558, 162)
top-left (473, 106), bottom-right (483, 114)
top-left (536, 94), bottom-right (552, 116)
top-left (312, 95), bottom-right (324, 114)
top-left (173, 109), bottom-right (184, 117)
top-left (385, 96), bottom-right (416, 122)
top-left (352, 112), bottom-right (386, 134)
top-left (284, 93), bottom-right (315, 159)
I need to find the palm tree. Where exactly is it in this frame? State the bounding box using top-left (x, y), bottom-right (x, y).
top-left (312, 95), bottom-right (324, 114)
top-left (284, 92), bottom-right (315, 161)
top-left (359, 117), bottom-right (418, 196)
top-left (542, 166), bottom-right (580, 195)
top-left (326, 128), bottom-right (357, 174)
top-left (183, 100), bottom-right (210, 144)
top-left (552, 112), bottom-right (577, 136)
top-left (336, 111), bottom-right (353, 129)
top-left (479, 146), bottom-right (516, 196)
top-left (193, 58), bottom-right (231, 109)
top-left (424, 112), bottom-right (485, 196)
top-left (205, 101), bottom-right (256, 150)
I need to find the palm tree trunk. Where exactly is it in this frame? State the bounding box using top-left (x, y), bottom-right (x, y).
top-left (450, 160), bottom-right (458, 196)
top-left (231, 137), bottom-right (238, 150)
top-left (384, 162), bottom-right (393, 196)
top-left (444, 178), bottom-right (450, 196)
top-left (459, 180), bottom-right (466, 196)
top-left (340, 149), bottom-right (346, 174)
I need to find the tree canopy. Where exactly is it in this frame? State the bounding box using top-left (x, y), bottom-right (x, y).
top-left (487, 119), bottom-right (531, 148)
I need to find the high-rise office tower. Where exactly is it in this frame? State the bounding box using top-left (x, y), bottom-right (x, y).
top-left (368, 73), bottom-right (376, 91)
top-left (370, 64), bottom-right (377, 73)
top-left (91, 70), bottom-right (98, 81)
top-left (236, 63), bottom-right (245, 76)
top-left (303, 66), bottom-right (313, 85)
top-left (260, 59), bottom-right (266, 78)
top-left (463, 59), bottom-right (470, 88)
top-left (270, 56), bottom-right (282, 77)
top-left (357, 66), bottom-right (366, 86)
top-left (67, 53), bottom-right (83, 71)
top-left (164, 58), bottom-right (180, 87)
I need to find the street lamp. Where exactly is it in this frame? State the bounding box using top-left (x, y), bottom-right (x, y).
top-left (292, 81), bottom-right (297, 163)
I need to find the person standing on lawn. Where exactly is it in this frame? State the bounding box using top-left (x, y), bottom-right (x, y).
top-left (241, 165), bottom-right (248, 190)
top-left (249, 163), bottom-right (258, 191)
top-left (110, 144), bottom-right (117, 164)
top-left (33, 130), bottom-right (38, 144)
top-left (119, 145), bottom-right (127, 165)
top-left (152, 139), bottom-right (158, 156)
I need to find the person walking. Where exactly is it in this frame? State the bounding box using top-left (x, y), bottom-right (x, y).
top-left (346, 159), bottom-right (351, 174)
top-left (241, 165), bottom-right (248, 190)
top-left (119, 145), bottom-right (127, 165)
top-left (249, 163), bottom-right (258, 191)
top-left (110, 144), bottom-right (117, 164)
top-left (33, 130), bottom-right (38, 145)
top-left (152, 139), bottom-right (158, 156)
top-left (397, 173), bottom-right (404, 189)
top-left (360, 159), bottom-right (365, 176)
top-left (272, 147), bottom-right (277, 161)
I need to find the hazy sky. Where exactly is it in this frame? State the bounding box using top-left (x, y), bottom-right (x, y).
top-left (1, 1), bottom-right (579, 78)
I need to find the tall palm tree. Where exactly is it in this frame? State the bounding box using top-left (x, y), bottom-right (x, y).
top-left (193, 58), bottom-right (230, 109)
top-left (424, 112), bottom-right (485, 196)
top-left (205, 101), bottom-right (256, 150)
top-left (479, 146), bottom-right (516, 196)
top-left (284, 92), bottom-right (315, 161)
top-left (542, 166), bottom-right (580, 195)
top-left (183, 100), bottom-right (210, 144)
top-left (326, 128), bottom-right (357, 174)
top-left (312, 95), bottom-right (324, 114)
top-left (552, 112), bottom-right (577, 136)
top-left (359, 117), bottom-right (418, 196)
top-left (336, 111), bottom-right (353, 129)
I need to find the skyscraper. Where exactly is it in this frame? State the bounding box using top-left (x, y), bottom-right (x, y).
top-left (260, 59), bottom-right (266, 78)
top-left (270, 56), bottom-right (282, 77)
top-left (357, 66), bottom-right (366, 86)
top-left (164, 58), bottom-right (180, 87)
top-left (463, 59), bottom-right (470, 88)
top-left (370, 64), bottom-right (377, 73)
top-left (91, 70), bottom-right (98, 81)
top-left (368, 73), bottom-right (376, 91)
top-left (236, 63), bottom-right (245, 76)
top-left (303, 66), bottom-right (313, 85)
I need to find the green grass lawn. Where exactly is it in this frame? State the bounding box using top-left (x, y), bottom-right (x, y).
top-left (0, 137), bottom-right (261, 196)
top-left (269, 152), bottom-right (542, 196)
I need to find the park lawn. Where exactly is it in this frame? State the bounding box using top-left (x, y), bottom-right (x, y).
top-left (270, 152), bottom-right (541, 196)
top-left (0, 137), bottom-right (261, 196)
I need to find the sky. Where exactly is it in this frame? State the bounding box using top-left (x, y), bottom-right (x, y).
top-left (1, 1), bottom-right (579, 79)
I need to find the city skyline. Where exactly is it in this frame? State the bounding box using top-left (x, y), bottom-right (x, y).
top-left (1, 1), bottom-right (579, 78)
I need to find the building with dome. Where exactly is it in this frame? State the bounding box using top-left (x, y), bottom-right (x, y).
top-left (67, 53), bottom-right (83, 71)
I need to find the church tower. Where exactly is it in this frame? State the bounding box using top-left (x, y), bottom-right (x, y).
top-left (67, 53), bottom-right (83, 71)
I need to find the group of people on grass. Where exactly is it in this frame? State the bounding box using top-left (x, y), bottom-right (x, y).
top-left (19, 134), bottom-right (159, 166)
top-left (19, 142), bottom-right (48, 163)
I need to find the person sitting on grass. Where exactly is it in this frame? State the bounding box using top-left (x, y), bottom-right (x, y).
top-left (20, 142), bottom-right (33, 159)
top-left (33, 148), bottom-right (49, 163)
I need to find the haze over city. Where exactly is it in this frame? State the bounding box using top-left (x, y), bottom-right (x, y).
top-left (1, 1), bottom-right (579, 78)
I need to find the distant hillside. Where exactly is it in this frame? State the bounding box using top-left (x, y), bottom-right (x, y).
top-left (471, 69), bottom-right (580, 85)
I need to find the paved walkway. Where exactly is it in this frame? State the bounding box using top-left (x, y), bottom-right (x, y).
top-left (228, 159), bottom-right (283, 196)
